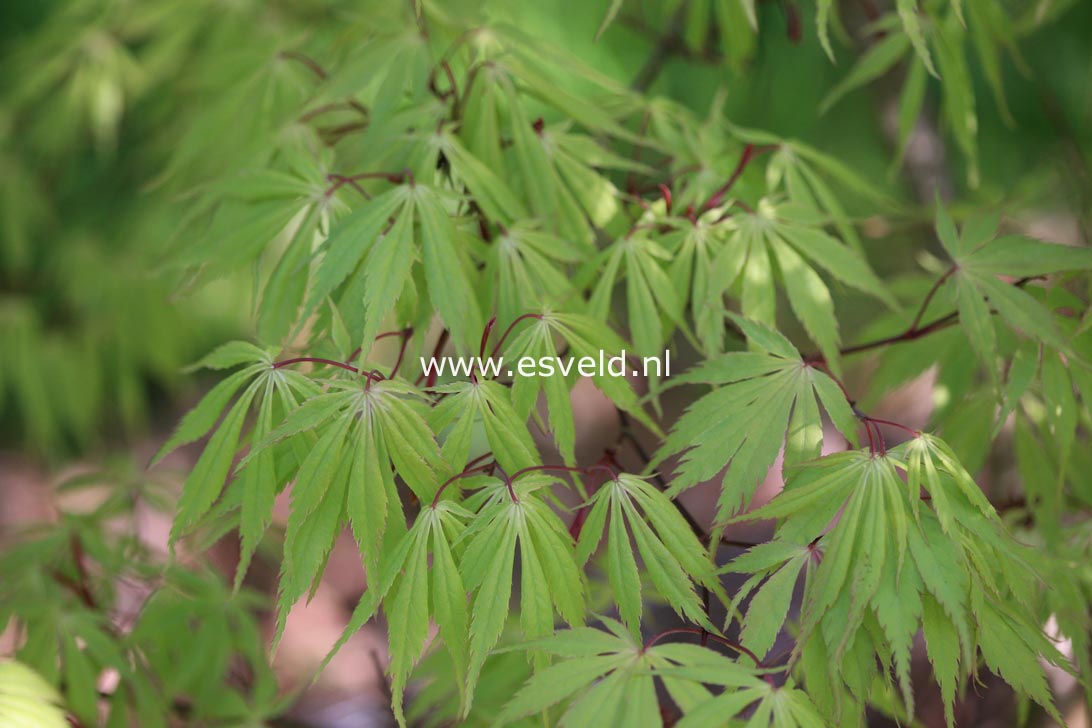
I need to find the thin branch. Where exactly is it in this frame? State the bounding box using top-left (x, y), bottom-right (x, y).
top-left (702, 144), bottom-right (777, 211)
top-left (642, 627), bottom-right (765, 668)
top-left (416, 329), bottom-right (451, 386)
top-left (279, 51), bottom-right (327, 80)
top-left (808, 275), bottom-right (1043, 363)
top-left (863, 416), bottom-right (920, 438)
top-left (431, 462), bottom-right (497, 507)
top-left (509, 463), bottom-right (618, 483)
top-left (273, 356), bottom-right (361, 375)
top-left (910, 265), bottom-right (956, 331)
top-left (631, 2), bottom-right (690, 92)
top-left (488, 313), bottom-right (543, 359)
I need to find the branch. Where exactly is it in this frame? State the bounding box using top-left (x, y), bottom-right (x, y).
top-left (642, 627), bottom-right (766, 669)
top-left (807, 274), bottom-right (1042, 363)
top-left (630, 2), bottom-right (690, 92)
top-left (278, 51), bottom-right (327, 80)
top-left (702, 144), bottom-right (777, 211)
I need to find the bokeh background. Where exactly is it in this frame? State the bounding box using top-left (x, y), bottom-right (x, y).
top-left (1, 0), bottom-right (1090, 725)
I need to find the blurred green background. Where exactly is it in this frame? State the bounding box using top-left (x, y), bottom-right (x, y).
top-left (2, 0), bottom-right (1088, 459)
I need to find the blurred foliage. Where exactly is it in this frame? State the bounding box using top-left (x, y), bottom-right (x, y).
top-left (0, 462), bottom-right (285, 726)
top-left (2, 0), bottom-right (1092, 726)
top-left (0, 0), bottom-right (258, 456)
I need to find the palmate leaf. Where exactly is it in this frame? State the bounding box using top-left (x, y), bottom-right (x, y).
top-left (459, 485), bottom-right (586, 702)
top-left (734, 435), bottom-right (1064, 725)
top-left (496, 620), bottom-right (735, 728)
top-left (700, 198), bottom-right (894, 368)
top-left (451, 58), bottom-right (628, 248)
top-left (305, 184), bottom-right (410, 316)
top-left (502, 312), bottom-right (657, 465)
top-left (656, 315), bottom-right (858, 522)
top-left (665, 220), bottom-right (738, 356)
top-left (429, 379), bottom-right (539, 473)
top-left (722, 540), bottom-right (812, 660)
top-left (589, 230), bottom-right (684, 357)
top-left (172, 157), bottom-right (332, 317)
top-left (665, 651), bottom-right (825, 728)
top-left (935, 205), bottom-right (1092, 376)
top-left (574, 474), bottom-right (723, 634)
top-left (487, 224), bottom-right (581, 328)
top-left (162, 344), bottom-right (320, 547)
top-left (306, 180), bottom-right (484, 356)
top-left (241, 377), bottom-right (445, 639)
top-left (382, 502), bottom-right (471, 725)
top-left (815, 4), bottom-right (1019, 185)
top-left (820, 30), bottom-right (912, 114)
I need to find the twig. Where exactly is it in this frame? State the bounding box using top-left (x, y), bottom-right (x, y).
top-left (702, 144), bottom-right (777, 211)
top-left (279, 51), bottom-right (327, 80)
top-left (631, 2), bottom-right (690, 92)
top-left (642, 627), bottom-right (765, 669)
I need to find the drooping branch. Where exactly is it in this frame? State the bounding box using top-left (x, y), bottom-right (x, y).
top-left (806, 274), bottom-right (1044, 364)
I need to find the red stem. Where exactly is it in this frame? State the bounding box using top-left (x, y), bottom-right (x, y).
top-left (273, 357), bottom-right (386, 387)
top-left (416, 329), bottom-right (451, 386)
top-left (488, 313), bottom-right (543, 359)
top-left (479, 315), bottom-right (498, 359)
top-left (642, 627), bottom-right (765, 667)
top-left (910, 266), bottom-right (956, 331)
top-left (863, 416), bottom-right (920, 438)
top-left (279, 51), bottom-right (327, 80)
top-left (326, 174), bottom-right (372, 200)
top-left (810, 275), bottom-right (1041, 364)
top-left (431, 460), bottom-right (518, 507)
top-left (863, 419), bottom-right (877, 454)
top-left (702, 144), bottom-right (777, 211)
top-left (274, 356), bottom-right (359, 374)
top-left (431, 462), bottom-right (496, 508)
top-left (510, 463), bottom-right (618, 483)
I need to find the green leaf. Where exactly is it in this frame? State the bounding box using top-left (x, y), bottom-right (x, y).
top-left (595, 0), bottom-right (624, 40)
top-left (306, 186), bottom-right (410, 312)
top-left (976, 599), bottom-right (1063, 721)
top-left (657, 318), bottom-right (858, 520)
top-left (152, 365), bottom-right (263, 466)
top-left (821, 32), bottom-right (911, 113)
top-left (172, 379), bottom-right (262, 539)
top-left (740, 556), bottom-right (803, 659)
top-left (956, 272), bottom-right (999, 382)
top-left (234, 375), bottom-right (279, 589)
top-left (465, 503), bottom-right (518, 700)
top-left (962, 235), bottom-right (1092, 276)
top-left (184, 341), bottom-right (270, 373)
top-left (360, 199), bottom-right (415, 354)
top-left (430, 380), bottom-right (539, 473)
top-left (578, 475), bottom-right (719, 633)
top-left (897, 0), bottom-right (938, 76)
top-left (920, 593), bottom-right (960, 727)
top-left (415, 186), bottom-right (484, 352)
top-left (0, 660), bottom-right (68, 728)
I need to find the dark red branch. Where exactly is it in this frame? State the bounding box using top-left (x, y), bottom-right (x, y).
top-left (488, 313), bottom-right (544, 359)
top-left (910, 266), bottom-right (956, 331)
top-left (808, 275), bottom-right (1042, 364)
top-left (416, 329), bottom-right (451, 387)
top-left (279, 51), bottom-right (327, 80)
top-left (863, 416), bottom-right (920, 438)
top-left (642, 627), bottom-right (765, 668)
top-left (432, 462), bottom-right (497, 508)
top-left (702, 144), bottom-right (777, 211)
top-left (510, 463), bottom-right (618, 483)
